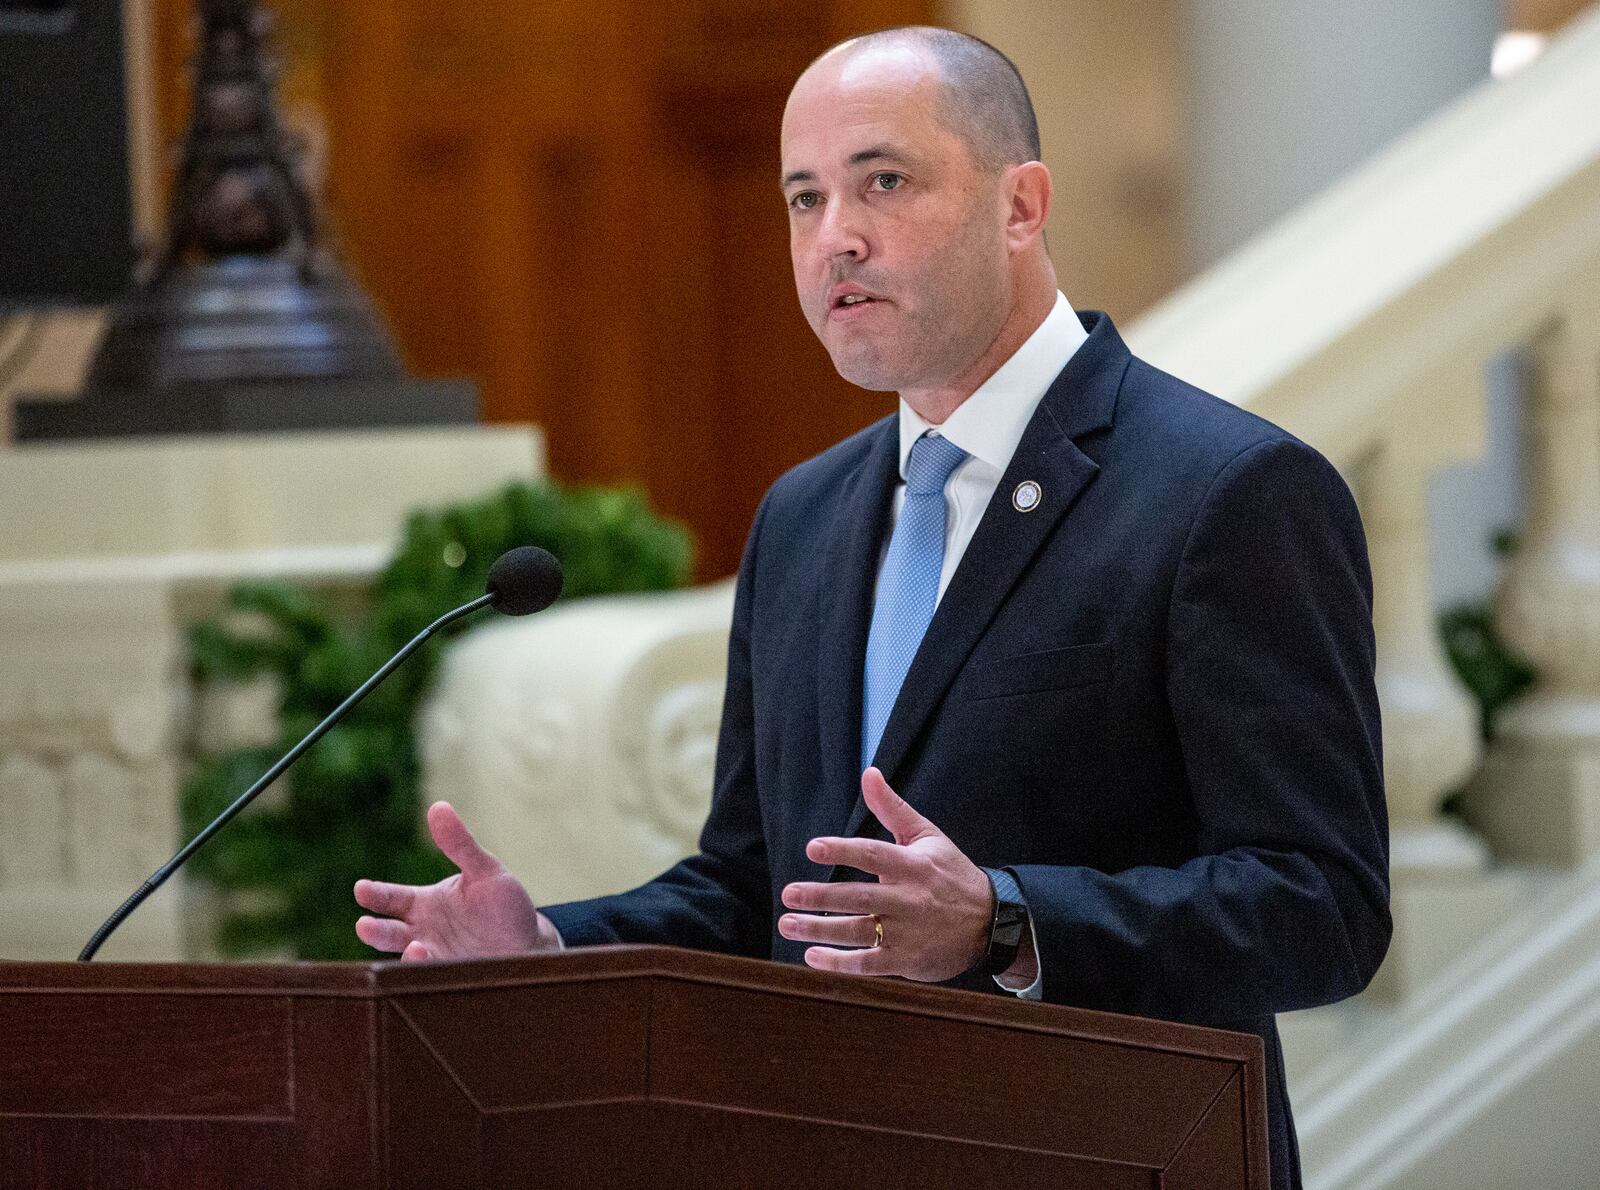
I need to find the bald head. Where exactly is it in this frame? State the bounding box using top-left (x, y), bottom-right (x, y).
top-left (812, 27), bottom-right (1041, 173)
top-left (782, 24), bottom-right (1057, 410)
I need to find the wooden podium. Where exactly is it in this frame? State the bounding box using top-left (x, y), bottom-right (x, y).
top-left (0, 946), bottom-right (1268, 1188)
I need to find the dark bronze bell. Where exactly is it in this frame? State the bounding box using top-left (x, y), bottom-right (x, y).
top-left (83, 0), bottom-right (403, 394)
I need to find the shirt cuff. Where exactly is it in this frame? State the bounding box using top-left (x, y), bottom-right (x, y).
top-left (987, 866), bottom-right (1042, 999)
top-left (993, 921), bottom-right (1043, 998)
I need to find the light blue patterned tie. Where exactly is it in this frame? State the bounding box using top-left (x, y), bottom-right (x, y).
top-left (861, 432), bottom-right (969, 770)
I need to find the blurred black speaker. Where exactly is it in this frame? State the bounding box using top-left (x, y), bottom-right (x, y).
top-left (0, 1), bottom-right (137, 310)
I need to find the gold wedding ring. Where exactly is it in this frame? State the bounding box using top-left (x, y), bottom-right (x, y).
top-left (872, 915), bottom-right (885, 948)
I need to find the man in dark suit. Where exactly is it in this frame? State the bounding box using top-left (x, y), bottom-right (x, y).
top-left (354, 27), bottom-right (1389, 1189)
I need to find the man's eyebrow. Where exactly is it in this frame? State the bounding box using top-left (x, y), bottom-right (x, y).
top-left (780, 146), bottom-right (913, 189)
top-left (847, 145), bottom-right (910, 168)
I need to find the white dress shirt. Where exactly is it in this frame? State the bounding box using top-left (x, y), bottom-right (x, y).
top-left (891, 291), bottom-right (1088, 595)
top-left (883, 290), bottom-right (1089, 998)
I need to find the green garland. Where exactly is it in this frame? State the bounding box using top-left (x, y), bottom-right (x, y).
top-left (182, 480), bottom-right (692, 960)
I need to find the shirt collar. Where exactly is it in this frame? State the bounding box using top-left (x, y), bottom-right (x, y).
top-left (897, 291), bottom-right (1088, 479)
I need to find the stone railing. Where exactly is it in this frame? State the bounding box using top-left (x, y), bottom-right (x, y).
top-left (420, 583), bottom-right (737, 907)
top-left (1126, 3), bottom-right (1600, 1010)
top-left (1118, 14), bottom-right (1600, 1185)
top-left (0, 428), bottom-right (544, 960)
top-left (1460, 303), bottom-right (1600, 867)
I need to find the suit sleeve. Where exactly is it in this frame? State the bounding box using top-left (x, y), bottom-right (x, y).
top-left (1011, 437), bottom-right (1391, 1023)
top-left (541, 497), bottom-right (772, 958)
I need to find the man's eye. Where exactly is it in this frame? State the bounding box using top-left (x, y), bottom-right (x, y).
top-left (789, 191), bottom-right (820, 211)
top-left (872, 173), bottom-right (903, 191)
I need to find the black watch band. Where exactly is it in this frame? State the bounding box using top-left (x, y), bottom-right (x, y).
top-left (977, 866), bottom-right (1029, 977)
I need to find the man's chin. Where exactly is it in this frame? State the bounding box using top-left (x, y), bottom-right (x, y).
top-left (826, 347), bottom-right (907, 394)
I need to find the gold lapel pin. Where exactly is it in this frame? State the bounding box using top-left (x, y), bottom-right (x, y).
top-left (1012, 480), bottom-right (1042, 512)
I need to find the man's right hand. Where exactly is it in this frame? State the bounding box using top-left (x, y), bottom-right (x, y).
top-left (353, 801), bottom-right (561, 961)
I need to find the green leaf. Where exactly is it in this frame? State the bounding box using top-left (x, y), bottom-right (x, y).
top-left (1439, 601), bottom-right (1537, 740)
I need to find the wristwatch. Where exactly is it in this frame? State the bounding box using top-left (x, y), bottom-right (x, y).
top-left (977, 866), bottom-right (1029, 976)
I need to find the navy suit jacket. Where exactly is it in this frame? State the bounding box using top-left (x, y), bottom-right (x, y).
top-left (545, 311), bottom-right (1391, 1190)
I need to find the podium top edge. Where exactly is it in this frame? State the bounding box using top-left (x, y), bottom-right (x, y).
top-left (0, 943), bottom-right (1262, 1064)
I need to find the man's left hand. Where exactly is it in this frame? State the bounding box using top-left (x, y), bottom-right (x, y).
top-left (779, 766), bottom-right (997, 983)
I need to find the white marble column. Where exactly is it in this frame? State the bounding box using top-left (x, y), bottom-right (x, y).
top-left (1465, 301), bottom-right (1600, 865)
top-left (1361, 439), bottom-right (1482, 867)
top-left (1352, 416), bottom-right (1521, 1001)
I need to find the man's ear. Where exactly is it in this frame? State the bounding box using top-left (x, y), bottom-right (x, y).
top-left (1003, 161), bottom-right (1052, 251)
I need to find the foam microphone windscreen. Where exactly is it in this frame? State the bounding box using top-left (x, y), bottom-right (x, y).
top-left (485, 546), bottom-right (564, 616)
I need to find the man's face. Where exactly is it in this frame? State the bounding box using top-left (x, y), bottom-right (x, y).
top-left (781, 46), bottom-right (1012, 394)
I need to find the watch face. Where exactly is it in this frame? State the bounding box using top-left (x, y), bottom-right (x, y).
top-left (980, 868), bottom-right (1029, 976)
top-left (993, 900), bottom-right (1028, 941)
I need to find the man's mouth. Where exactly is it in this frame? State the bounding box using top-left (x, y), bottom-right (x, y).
top-left (828, 289), bottom-right (885, 320)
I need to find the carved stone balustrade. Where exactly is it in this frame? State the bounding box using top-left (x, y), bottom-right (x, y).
top-left (419, 583), bottom-right (737, 906)
top-left (1463, 298), bottom-right (1600, 865)
top-left (0, 575), bottom-right (187, 959)
top-left (1342, 391), bottom-right (1524, 1005)
top-left (1358, 406), bottom-right (1481, 859)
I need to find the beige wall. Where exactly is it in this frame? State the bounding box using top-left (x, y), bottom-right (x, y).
top-left (941, 0), bottom-right (1188, 321)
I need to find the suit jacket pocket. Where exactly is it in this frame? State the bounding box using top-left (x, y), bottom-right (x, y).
top-left (965, 641), bottom-right (1113, 701)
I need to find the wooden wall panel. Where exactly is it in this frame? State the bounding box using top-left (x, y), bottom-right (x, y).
top-left (149, 0), bottom-right (928, 577)
top-left (942, 0), bottom-right (1186, 323)
top-left (1509, 0), bottom-right (1595, 32)
top-left (380, 134), bottom-right (486, 380)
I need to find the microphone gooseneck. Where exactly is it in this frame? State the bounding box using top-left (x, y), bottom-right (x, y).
top-left (78, 547), bottom-right (565, 961)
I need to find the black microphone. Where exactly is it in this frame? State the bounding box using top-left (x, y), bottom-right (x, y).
top-left (486, 544), bottom-right (563, 615)
top-left (78, 546), bottom-right (564, 961)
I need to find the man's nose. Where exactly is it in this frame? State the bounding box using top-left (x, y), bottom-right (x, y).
top-left (815, 198), bottom-right (869, 262)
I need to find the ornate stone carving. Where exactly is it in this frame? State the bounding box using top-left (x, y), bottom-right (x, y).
top-left (420, 585), bottom-right (736, 903)
top-left (0, 427), bottom-right (543, 961)
top-left (61, 753), bottom-right (140, 884)
top-left (418, 679), bottom-right (579, 820)
top-left (610, 638), bottom-right (728, 847)
top-left (0, 755), bottom-right (66, 883)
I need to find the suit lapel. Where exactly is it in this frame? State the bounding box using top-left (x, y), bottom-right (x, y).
top-left (838, 310), bottom-right (1131, 844)
top-left (809, 416), bottom-right (901, 847)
